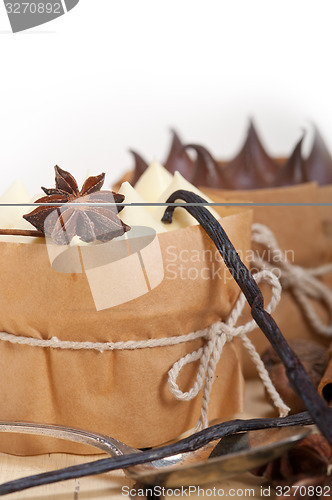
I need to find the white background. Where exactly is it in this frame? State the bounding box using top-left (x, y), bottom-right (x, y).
top-left (0, 0), bottom-right (332, 195)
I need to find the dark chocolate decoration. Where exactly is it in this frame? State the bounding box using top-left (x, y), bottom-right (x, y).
top-left (273, 135), bottom-right (306, 187)
top-left (222, 121), bottom-right (281, 189)
top-left (185, 144), bottom-right (232, 189)
top-left (130, 150), bottom-right (149, 186)
top-left (127, 121), bottom-right (332, 190)
top-left (304, 126), bottom-right (332, 185)
top-left (164, 130), bottom-right (195, 179)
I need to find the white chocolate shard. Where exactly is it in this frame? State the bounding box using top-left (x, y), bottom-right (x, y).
top-left (118, 181), bottom-right (166, 233)
top-left (13, 194), bottom-right (43, 230)
top-left (152, 171), bottom-right (220, 231)
top-left (0, 180), bottom-right (31, 230)
top-left (134, 160), bottom-right (173, 203)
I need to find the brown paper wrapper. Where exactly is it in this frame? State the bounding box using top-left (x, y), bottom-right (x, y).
top-left (0, 210), bottom-right (252, 455)
top-left (317, 184), bottom-right (332, 261)
top-left (203, 183), bottom-right (332, 378)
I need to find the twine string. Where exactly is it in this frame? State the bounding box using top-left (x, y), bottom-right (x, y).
top-left (251, 223), bottom-right (332, 338)
top-left (2, 223), bottom-right (332, 429)
top-left (0, 269), bottom-right (288, 431)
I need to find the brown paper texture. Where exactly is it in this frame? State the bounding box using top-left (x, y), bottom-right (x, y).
top-left (0, 209), bottom-right (252, 455)
top-left (204, 182), bottom-right (326, 266)
top-left (203, 183), bottom-right (332, 378)
top-left (317, 184), bottom-right (332, 261)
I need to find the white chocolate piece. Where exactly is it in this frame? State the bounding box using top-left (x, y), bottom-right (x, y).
top-left (0, 190), bottom-right (44, 244)
top-left (0, 180), bottom-right (31, 229)
top-left (70, 235), bottom-right (91, 246)
top-left (134, 160), bottom-right (173, 204)
top-left (118, 182), bottom-right (166, 233)
top-left (13, 194), bottom-right (43, 230)
top-left (152, 172), bottom-right (220, 231)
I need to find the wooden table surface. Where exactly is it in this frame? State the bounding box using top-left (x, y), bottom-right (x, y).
top-left (0, 381), bottom-right (280, 499)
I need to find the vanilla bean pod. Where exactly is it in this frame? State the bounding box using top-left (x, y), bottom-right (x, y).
top-left (161, 190), bottom-right (332, 444)
top-left (0, 413), bottom-right (313, 496)
top-left (0, 190), bottom-right (329, 496)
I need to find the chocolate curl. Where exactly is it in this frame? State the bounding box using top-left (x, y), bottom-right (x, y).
top-left (222, 120), bottom-right (280, 189)
top-left (185, 144), bottom-right (232, 189)
top-left (304, 126), bottom-right (332, 186)
top-left (164, 130), bottom-right (195, 179)
top-left (273, 135), bottom-right (306, 187)
top-left (129, 150), bottom-right (149, 185)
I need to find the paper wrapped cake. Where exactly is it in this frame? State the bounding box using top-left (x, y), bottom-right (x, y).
top-left (120, 123), bottom-right (332, 378)
top-left (0, 165), bottom-right (253, 455)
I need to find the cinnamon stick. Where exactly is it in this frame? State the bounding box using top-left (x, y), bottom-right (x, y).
top-left (0, 229), bottom-right (44, 238)
top-left (319, 344), bottom-right (332, 406)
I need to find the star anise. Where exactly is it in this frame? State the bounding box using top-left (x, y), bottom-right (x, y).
top-left (23, 166), bottom-right (130, 244)
top-left (252, 434), bottom-right (332, 498)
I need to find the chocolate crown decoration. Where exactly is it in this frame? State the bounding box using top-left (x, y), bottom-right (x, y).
top-left (23, 166), bottom-right (130, 244)
top-left (129, 122), bottom-right (332, 189)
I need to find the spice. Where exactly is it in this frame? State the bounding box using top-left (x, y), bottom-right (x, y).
top-left (319, 343), bottom-right (332, 405)
top-left (0, 412), bottom-right (314, 495)
top-left (161, 190), bottom-right (332, 444)
top-left (262, 340), bottom-right (328, 414)
top-left (253, 434), bottom-right (332, 480)
top-left (0, 228), bottom-right (44, 238)
top-left (1, 190), bottom-right (331, 494)
top-left (252, 434), bottom-right (332, 499)
top-left (23, 166), bottom-right (130, 244)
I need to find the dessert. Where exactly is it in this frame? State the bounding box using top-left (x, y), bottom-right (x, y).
top-left (273, 135), bottom-right (305, 187)
top-left (118, 181), bottom-right (166, 232)
top-left (23, 166), bottom-right (130, 244)
top-left (129, 150), bottom-right (148, 186)
top-left (0, 165), bottom-right (252, 454)
top-left (0, 180), bottom-right (30, 230)
top-left (117, 121), bottom-right (332, 380)
top-left (134, 160), bottom-right (173, 203)
top-left (125, 121), bottom-right (332, 189)
top-left (220, 121), bottom-right (280, 189)
top-left (164, 130), bottom-right (194, 177)
top-left (304, 126), bottom-right (332, 185)
top-left (186, 144), bottom-right (232, 189)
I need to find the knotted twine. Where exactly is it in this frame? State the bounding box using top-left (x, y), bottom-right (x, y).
top-left (1, 223), bottom-right (332, 431)
top-left (252, 223), bottom-right (332, 338)
top-left (0, 269), bottom-right (288, 431)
